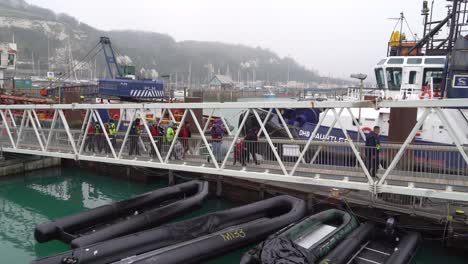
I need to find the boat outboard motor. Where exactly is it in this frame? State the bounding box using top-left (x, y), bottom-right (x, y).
top-left (384, 217), bottom-right (396, 237)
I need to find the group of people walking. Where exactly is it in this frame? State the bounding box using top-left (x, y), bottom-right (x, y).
top-left (83, 119), bottom-right (117, 154)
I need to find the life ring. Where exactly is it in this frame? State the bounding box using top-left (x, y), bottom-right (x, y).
top-left (362, 126), bottom-right (372, 133)
top-left (420, 86), bottom-right (432, 99)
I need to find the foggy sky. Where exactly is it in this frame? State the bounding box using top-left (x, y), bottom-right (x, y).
top-left (26, 0), bottom-right (449, 81)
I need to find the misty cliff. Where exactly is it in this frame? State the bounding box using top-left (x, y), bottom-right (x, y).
top-left (0, 0), bottom-right (327, 84)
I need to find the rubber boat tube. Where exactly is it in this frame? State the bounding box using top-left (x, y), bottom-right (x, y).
top-left (320, 222), bottom-right (420, 264)
top-left (34, 180), bottom-right (209, 248)
top-left (32, 195), bottom-right (306, 264)
top-left (241, 209), bottom-right (359, 264)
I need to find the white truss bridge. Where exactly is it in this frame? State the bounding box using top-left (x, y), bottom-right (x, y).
top-left (0, 99), bottom-right (467, 203)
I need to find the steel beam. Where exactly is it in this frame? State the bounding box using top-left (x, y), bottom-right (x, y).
top-left (58, 110), bottom-right (78, 156)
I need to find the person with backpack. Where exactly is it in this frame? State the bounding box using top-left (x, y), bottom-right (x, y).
top-left (210, 119), bottom-right (225, 162)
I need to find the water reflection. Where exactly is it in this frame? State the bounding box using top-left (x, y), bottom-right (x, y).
top-left (0, 168), bottom-right (163, 261)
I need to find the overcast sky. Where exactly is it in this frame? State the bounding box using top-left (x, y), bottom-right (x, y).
top-left (26, 0), bottom-right (448, 80)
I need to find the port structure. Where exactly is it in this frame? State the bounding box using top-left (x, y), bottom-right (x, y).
top-left (0, 100), bottom-right (467, 203)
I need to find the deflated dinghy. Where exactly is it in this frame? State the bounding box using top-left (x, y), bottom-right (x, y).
top-left (33, 195), bottom-right (306, 264)
top-left (34, 180), bottom-right (208, 248)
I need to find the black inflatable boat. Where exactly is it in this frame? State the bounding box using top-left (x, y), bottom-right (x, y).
top-left (32, 195), bottom-right (306, 264)
top-left (240, 209), bottom-right (359, 264)
top-left (320, 220), bottom-right (420, 264)
top-left (34, 180), bottom-right (208, 248)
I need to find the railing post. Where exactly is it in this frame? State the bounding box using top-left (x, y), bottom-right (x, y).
top-left (79, 109), bottom-right (94, 155)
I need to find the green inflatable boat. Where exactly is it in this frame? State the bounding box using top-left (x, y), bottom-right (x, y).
top-left (241, 209), bottom-right (359, 264)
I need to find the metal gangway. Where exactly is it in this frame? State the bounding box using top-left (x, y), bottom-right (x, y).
top-left (0, 99), bottom-right (467, 203)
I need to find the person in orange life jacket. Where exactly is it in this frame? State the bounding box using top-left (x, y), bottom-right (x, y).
top-left (365, 126), bottom-right (381, 178)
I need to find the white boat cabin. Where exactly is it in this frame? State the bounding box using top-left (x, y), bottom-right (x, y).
top-left (374, 56), bottom-right (446, 100)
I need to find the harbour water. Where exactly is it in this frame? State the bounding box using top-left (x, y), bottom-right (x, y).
top-left (0, 167), bottom-right (467, 263)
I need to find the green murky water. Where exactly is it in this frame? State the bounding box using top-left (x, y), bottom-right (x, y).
top-left (0, 168), bottom-right (466, 263)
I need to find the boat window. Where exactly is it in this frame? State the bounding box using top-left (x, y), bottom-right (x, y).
top-left (375, 68), bottom-right (385, 88)
top-left (377, 59), bottom-right (387, 65)
top-left (409, 71), bottom-right (417, 84)
top-left (423, 68), bottom-right (444, 91)
top-left (387, 58), bottom-right (404, 64)
top-left (386, 67), bottom-right (402, 90)
top-left (7, 54), bottom-right (15, 66)
top-left (407, 58), bottom-right (422, 64)
top-left (424, 58), bottom-right (445, 65)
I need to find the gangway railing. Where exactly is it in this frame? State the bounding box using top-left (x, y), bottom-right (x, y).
top-left (0, 99), bottom-right (467, 202)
